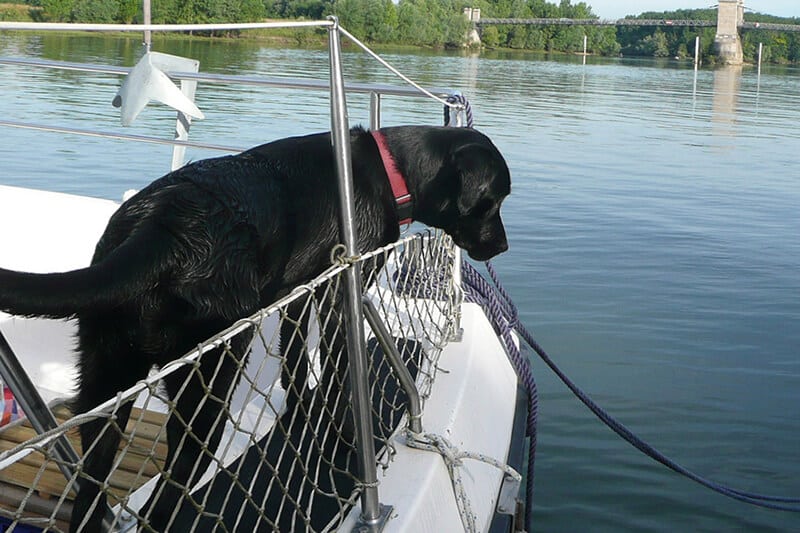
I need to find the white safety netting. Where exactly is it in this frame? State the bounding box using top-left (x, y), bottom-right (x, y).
top-left (0, 229), bottom-right (459, 532)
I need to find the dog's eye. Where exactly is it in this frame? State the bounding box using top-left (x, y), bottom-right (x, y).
top-left (470, 199), bottom-right (494, 219)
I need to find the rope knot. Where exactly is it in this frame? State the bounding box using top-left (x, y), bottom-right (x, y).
top-left (329, 243), bottom-right (360, 266)
top-left (404, 429), bottom-right (521, 533)
top-left (355, 479), bottom-right (380, 489)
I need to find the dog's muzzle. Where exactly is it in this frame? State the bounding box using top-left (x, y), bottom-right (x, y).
top-left (464, 238), bottom-right (508, 261)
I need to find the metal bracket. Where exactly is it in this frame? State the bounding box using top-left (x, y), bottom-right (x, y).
top-left (496, 472), bottom-right (522, 516)
top-left (352, 503), bottom-right (393, 533)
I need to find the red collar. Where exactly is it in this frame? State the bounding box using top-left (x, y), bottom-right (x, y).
top-left (371, 130), bottom-right (413, 226)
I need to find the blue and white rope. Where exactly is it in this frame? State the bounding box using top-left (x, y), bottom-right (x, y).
top-left (443, 93), bottom-right (474, 128)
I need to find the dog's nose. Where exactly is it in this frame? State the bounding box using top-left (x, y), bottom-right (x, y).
top-left (466, 238), bottom-right (508, 261)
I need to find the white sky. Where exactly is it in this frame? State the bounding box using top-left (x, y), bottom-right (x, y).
top-left (587, 1), bottom-right (798, 19)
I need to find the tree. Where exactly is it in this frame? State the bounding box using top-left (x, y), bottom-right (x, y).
top-left (481, 25), bottom-right (500, 48)
top-left (40, 0), bottom-right (73, 20)
top-left (71, 0), bottom-right (117, 21)
top-left (394, 0), bottom-right (467, 47)
top-left (635, 30), bottom-right (670, 57)
top-left (589, 26), bottom-right (620, 56)
top-left (117, 0), bottom-right (139, 23)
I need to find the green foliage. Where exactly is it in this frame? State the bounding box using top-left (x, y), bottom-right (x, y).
top-left (0, 2), bottom-right (39, 20)
top-left (21, 0), bottom-right (799, 62)
top-left (40, 0), bottom-right (73, 21)
top-left (618, 8), bottom-right (799, 64)
top-left (476, 0), bottom-right (612, 53)
top-left (71, 0), bottom-right (117, 22)
top-left (35, 0), bottom-right (263, 23)
top-left (481, 24), bottom-right (500, 48)
top-left (331, 0), bottom-right (469, 47)
top-left (742, 29), bottom-right (800, 64)
top-left (634, 30), bottom-right (669, 57)
top-left (334, 0), bottom-right (396, 43)
top-left (397, 0), bottom-right (469, 47)
top-left (116, 0), bottom-right (138, 22)
top-left (266, 0), bottom-right (332, 19)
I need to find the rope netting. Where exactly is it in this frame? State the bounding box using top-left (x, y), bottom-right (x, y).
top-left (0, 230), bottom-right (460, 532)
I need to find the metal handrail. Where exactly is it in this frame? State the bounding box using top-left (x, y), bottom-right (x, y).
top-left (0, 119), bottom-right (245, 152)
top-left (0, 57), bottom-right (452, 99)
top-left (362, 298), bottom-right (422, 434)
top-left (0, 57), bottom-right (453, 153)
top-left (0, 20), bottom-right (334, 32)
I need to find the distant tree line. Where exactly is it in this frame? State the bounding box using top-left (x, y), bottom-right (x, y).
top-left (619, 10), bottom-right (800, 64)
top-left (24, 0), bottom-right (265, 25)
top-left (469, 0), bottom-right (620, 56)
top-left (617, 10), bottom-right (718, 61)
top-left (14, 0), bottom-right (800, 63)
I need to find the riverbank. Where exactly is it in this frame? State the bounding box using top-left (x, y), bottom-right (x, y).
top-left (2, 6), bottom-right (798, 66)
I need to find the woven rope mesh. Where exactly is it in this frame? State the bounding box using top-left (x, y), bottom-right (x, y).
top-left (0, 230), bottom-right (458, 532)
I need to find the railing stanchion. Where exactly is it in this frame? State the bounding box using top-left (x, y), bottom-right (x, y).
top-left (327, 17), bottom-right (392, 531)
top-left (369, 91), bottom-right (381, 130)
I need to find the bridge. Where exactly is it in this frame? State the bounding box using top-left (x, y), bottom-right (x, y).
top-left (470, 1), bottom-right (800, 64)
top-left (479, 18), bottom-right (716, 28)
top-left (479, 18), bottom-right (800, 31)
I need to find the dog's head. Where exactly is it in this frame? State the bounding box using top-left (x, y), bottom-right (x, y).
top-left (410, 128), bottom-right (511, 262)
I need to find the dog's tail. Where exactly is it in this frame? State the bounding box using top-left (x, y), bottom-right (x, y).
top-left (0, 231), bottom-right (170, 320)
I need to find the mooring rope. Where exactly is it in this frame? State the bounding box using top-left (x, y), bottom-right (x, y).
top-left (461, 259), bottom-right (800, 516)
top-left (460, 261), bottom-right (537, 529)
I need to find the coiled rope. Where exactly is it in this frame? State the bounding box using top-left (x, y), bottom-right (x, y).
top-left (443, 93), bottom-right (474, 129)
top-left (461, 259), bottom-right (800, 519)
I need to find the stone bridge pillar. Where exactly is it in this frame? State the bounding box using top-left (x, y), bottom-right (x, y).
top-left (715, 0), bottom-right (744, 64)
top-left (463, 7), bottom-right (481, 47)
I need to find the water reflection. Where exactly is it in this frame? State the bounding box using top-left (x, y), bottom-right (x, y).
top-left (711, 65), bottom-right (743, 142)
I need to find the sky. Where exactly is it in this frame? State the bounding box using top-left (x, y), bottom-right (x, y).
top-left (586, 1), bottom-right (799, 19)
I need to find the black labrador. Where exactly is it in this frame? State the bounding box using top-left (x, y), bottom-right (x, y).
top-left (0, 125), bottom-right (510, 531)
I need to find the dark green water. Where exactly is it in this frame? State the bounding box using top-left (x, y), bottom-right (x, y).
top-left (2, 33), bottom-right (799, 532)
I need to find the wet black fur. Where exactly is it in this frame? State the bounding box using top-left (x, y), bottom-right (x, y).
top-left (0, 125), bottom-right (510, 531)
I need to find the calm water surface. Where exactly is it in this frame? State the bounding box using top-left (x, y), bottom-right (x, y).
top-left (1, 34), bottom-right (799, 532)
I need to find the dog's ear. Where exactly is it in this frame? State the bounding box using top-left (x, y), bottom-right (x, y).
top-left (453, 143), bottom-right (498, 215)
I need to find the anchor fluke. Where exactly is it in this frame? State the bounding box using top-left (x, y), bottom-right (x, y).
top-left (114, 51), bottom-right (204, 126)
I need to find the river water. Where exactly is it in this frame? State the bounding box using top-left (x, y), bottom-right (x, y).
top-left (1, 33), bottom-right (799, 532)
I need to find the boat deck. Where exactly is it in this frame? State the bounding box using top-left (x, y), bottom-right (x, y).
top-left (0, 404), bottom-right (167, 527)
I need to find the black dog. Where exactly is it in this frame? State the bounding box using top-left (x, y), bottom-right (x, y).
top-left (0, 125), bottom-right (510, 531)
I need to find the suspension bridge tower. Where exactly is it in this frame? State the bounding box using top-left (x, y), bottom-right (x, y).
top-left (715, 0), bottom-right (744, 64)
